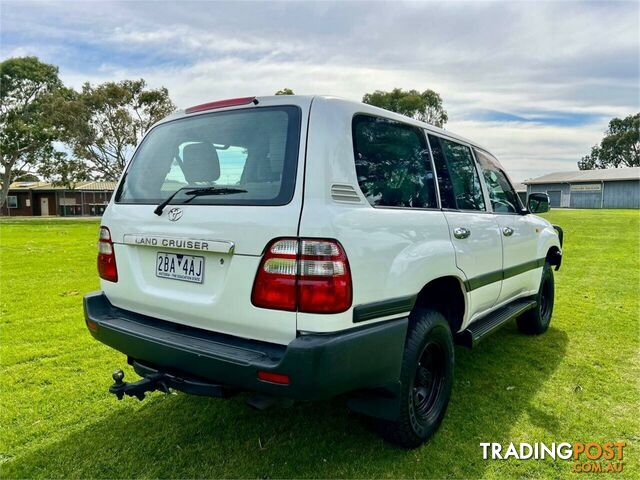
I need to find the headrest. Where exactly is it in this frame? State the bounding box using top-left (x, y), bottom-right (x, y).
top-left (182, 143), bottom-right (220, 183)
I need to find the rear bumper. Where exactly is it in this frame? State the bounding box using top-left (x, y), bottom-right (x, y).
top-left (83, 292), bottom-right (407, 401)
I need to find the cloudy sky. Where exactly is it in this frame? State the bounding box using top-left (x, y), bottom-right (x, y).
top-left (2, 0), bottom-right (638, 181)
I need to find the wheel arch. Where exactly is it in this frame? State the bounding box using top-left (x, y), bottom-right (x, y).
top-left (546, 245), bottom-right (562, 270)
top-left (538, 225), bottom-right (562, 270)
top-left (412, 276), bottom-right (467, 334)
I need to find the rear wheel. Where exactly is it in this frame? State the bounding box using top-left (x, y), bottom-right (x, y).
top-left (376, 308), bottom-right (454, 449)
top-left (517, 261), bottom-right (555, 335)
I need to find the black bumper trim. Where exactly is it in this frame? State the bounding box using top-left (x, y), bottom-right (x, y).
top-left (84, 292), bottom-right (408, 401)
top-left (352, 294), bottom-right (416, 323)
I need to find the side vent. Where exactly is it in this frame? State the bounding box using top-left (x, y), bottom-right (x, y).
top-left (331, 184), bottom-right (361, 203)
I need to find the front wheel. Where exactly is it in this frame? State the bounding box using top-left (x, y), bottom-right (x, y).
top-left (517, 261), bottom-right (555, 335)
top-left (376, 308), bottom-right (454, 449)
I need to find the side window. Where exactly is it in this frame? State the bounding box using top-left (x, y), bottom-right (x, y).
top-left (352, 115), bottom-right (437, 208)
top-left (428, 134), bottom-right (485, 211)
top-left (474, 149), bottom-right (521, 213)
top-left (7, 195), bottom-right (18, 208)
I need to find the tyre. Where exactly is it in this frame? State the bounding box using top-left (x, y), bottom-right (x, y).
top-left (376, 308), bottom-right (454, 449)
top-left (517, 261), bottom-right (555, 335)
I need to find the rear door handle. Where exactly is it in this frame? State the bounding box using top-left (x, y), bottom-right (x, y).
top-left (453, 227), bottom-right (471, 239)
top-left (502, 227), bottom-right (514, 237)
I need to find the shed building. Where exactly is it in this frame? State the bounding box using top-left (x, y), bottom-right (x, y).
top-left (524, 167), bottom-right (639, 209)
top-left (1, 181), bottom-right (115, 217)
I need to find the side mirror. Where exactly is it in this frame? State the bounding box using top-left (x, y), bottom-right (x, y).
top-left (527, 193), bottom-right (550, 214)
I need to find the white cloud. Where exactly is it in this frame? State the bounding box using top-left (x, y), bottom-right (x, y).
top-left (2, 0), bottom-right (638, 180)
top-left (448, 119), bottom-right (610, 181)
top-left (109, 25), bottom-right (305, 57)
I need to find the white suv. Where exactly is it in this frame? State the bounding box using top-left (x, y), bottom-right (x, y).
top-left (84, 95), bottom-right (563, 448)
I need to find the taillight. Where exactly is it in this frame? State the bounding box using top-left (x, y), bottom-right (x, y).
top-left (251, 238), bottom-right (352, 314)
top-left (97, 226), bottom-right (118, 282)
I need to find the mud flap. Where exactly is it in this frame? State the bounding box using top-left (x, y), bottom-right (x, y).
top-left (347, 381), bottom-right (403, 421)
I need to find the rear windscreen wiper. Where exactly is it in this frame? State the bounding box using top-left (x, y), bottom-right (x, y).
top-left (154, 186), bottom-right (247, 216)
top-left (182, 187), bottom-right (248, 203)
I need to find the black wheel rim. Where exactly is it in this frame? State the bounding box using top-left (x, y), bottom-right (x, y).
top-left (411, 342), bottom-right (445, 419)
top-left (540, 276), bottom-right (553, 320)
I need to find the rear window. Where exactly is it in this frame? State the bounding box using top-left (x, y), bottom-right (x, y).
top-left (116, 106), bottom-right (301, 206)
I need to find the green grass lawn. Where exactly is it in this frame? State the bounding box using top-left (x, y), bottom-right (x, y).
top-left (1, 210), bottom-right (639, 479)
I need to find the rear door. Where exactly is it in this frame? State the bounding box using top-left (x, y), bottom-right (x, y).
top-left (101, 99), bottom-right (309, 345)
top-left (427, 134), bottom-right (503, 320)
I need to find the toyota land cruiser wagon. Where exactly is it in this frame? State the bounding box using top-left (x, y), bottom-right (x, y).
top-left (84, 95), bottom-right (562, 448)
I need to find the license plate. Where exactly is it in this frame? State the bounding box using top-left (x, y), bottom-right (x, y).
top-left (156, 252), bottom-right (204, 284)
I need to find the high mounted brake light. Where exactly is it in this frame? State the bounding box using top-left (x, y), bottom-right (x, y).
top-left (97, 226), bottom-right (118, 282)
top-left (251, 238), bottom-right (352, 313)
top-left (185, 97), bottom-right (258, 114)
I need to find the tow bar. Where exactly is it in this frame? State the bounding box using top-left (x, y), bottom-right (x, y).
top-left (109, 369), bottom-right (169, 400)
top-left (108, 362), bottom-right (237, 400)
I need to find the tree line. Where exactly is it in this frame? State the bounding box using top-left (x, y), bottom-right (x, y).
top-left (0, 57), bottom-right (176, 207)
top-left (1, 56), bottom-right (637, 208)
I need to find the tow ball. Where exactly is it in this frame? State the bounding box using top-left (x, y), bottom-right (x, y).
top-left (109, 369), bottom-right (170, 400)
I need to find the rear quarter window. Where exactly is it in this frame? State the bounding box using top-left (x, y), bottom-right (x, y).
top-left (352, 114), bottom-right (437, 209)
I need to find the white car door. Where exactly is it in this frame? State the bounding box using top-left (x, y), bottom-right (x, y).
top-left (473, 148), bottom-right (541, 304)
top-left (427, 134), bottom-right (503, 322)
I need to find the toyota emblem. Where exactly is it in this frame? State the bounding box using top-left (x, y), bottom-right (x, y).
top-left (167, 208), bottom-right (183, 221)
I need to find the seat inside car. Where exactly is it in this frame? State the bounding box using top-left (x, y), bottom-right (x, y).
top-left (181, 142), bottom-right (220, 184)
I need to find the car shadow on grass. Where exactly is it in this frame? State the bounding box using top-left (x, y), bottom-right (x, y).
top-left (6, 323), bottom-right (568, 479)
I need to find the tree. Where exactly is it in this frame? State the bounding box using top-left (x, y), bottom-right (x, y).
top-left (275, 88), bottom-right (294, 95)
top-left (59, 79), bottom-right (176, 180)
top-left (362, 88), bottom-right (448, 127)
top-left (39, 152), bottom-right (91, 189)
top-left (578, 113), bottom-right (639, 169)
top-left (577, 146), bottom-right (600, 170)
top-left (0, 57), bottom-right (63, 207)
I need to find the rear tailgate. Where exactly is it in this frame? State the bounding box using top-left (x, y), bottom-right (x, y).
top-left (100, 97), bottom-right (311, 345)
